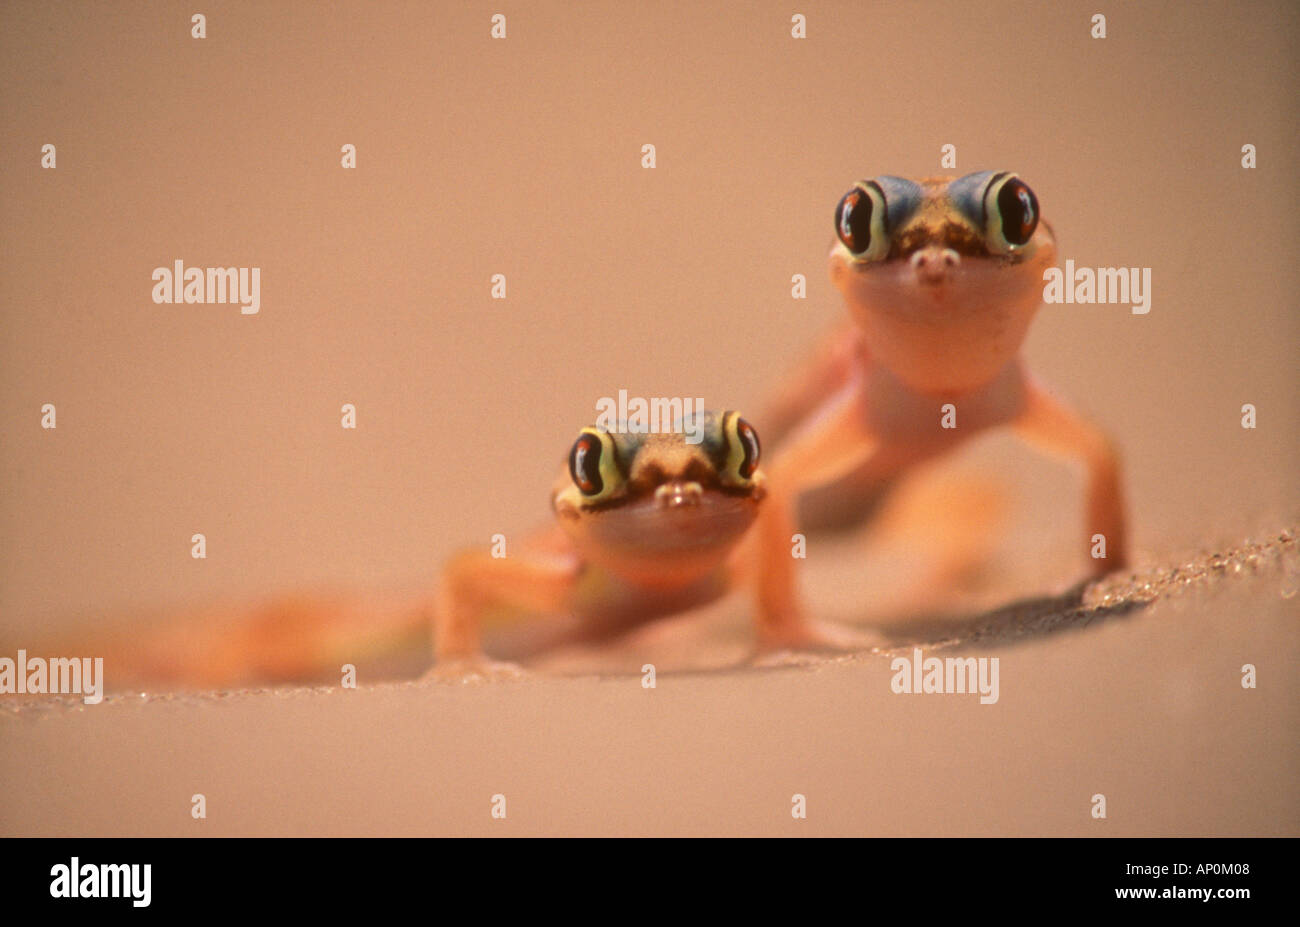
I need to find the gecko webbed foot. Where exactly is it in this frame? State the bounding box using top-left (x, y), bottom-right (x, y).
top-left (422, 657), bottom-right (529, 685)
top-left (753, 617), bottom-right (883, 664)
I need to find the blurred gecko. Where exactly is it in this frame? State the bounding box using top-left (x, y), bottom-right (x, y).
top-left (430, 409), bottom-right (842, 680)
top-left (48, 410), bottom-right (866, 688)
top-left (754, 172), bottom-right (1128, 641)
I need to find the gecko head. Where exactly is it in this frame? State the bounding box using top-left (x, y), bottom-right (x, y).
top-left (827, 172), bottom-right (1057, 396)
top-left (551, 411), bottom-right (765, 585)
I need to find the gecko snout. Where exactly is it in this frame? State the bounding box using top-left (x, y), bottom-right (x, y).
top-left (910, 246), bottom-right (960, 285)
top-left (655, 481), bottom-right (703, 508)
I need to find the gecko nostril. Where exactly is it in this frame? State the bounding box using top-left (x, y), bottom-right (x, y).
top-left (911, 246), bottom-right (959, 283)
top-left (655, 481), bottom-right (703, 508)
top-left (909, 244), bottom-right (961, 283)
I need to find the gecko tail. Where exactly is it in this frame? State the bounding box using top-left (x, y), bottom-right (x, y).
top-left (22, 591), bottom-right (433, 692)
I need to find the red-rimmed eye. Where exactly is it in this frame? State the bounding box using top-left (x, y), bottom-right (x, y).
top-left (834, 180), bottom-right (891, 262)
top-left (835, 189), bottom-right (872, 255)
top-left (736, 418), bottom-right (760, 479)
top-left (996, 178), bottom-right (1038, 246)
top-left (568, 434), bottom-right (603, 495)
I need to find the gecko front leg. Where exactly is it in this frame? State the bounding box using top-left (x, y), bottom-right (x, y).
top-left (754, 380), bottom-right (885, 654)
top-left (426, 548), bottom-right (580, 682)
top-left (1012, 378), bottom-right (1129, 575)
top-left (761, 318), bottom-right (863, 447)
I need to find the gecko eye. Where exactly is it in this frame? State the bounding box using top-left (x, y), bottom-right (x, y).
top-left (569, 434), bottom-right (603, 495)
top-left (568, 428), bottom-right (623, 503)
top-left (736, 418), bottom-right (760, 478)
top-left (984, 174), bottom-right (1039, 253)
top-left (835, 190), bottom-right (871, 254)
top-left (834, 181), bottom-right (890, 262)
top-left (720, 413), bottom-right (761, 487)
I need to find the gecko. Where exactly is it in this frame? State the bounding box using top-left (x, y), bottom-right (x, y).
top-left (751, 171), bottom-right (1128, 645)
top-left (37, 408), bottom-right (868, 690)
top-left (428, 410), bottom-right (776, 679)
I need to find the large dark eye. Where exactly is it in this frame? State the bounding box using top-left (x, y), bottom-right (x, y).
top-left (993, 177), bottom-right (1038, 248)
top-left (569, 433), bottom-right (603, 496)
top-left (834, 181), bottom-right (889, 262)
top-left (736, 418), bottom-right (760, 479)
top-left (835, 189), bottom-right (872, 255)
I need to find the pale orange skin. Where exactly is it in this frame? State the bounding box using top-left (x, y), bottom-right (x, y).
top-left (833, 233), bottom-right (1054, 398)
top-left (429, 423), bottom-right (774, 679)
top-left (754, 174), bottom-right (1128, 645)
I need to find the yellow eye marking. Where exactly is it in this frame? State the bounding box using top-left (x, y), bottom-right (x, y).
top-left (720, 411), bottom-right (761, 487)
top-left (568, 427), bottom-right (624, 505)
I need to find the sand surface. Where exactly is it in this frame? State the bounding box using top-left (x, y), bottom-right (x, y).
top-left (3, 529), bottom-right (1295, 836)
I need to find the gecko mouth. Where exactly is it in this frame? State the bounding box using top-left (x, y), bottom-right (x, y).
top-left (580, 491), bottom-right (760, 554)
top-left (845, 243), bottom-right (1050, 316)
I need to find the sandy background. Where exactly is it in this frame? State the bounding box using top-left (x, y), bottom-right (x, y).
top-left (1, 0), bottom-right (1297, 835)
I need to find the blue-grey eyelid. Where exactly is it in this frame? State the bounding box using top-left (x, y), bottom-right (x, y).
top-left (872, 176), bottom-right (923, 232)
top-left (948, 170), bottom-right (1006, 227)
